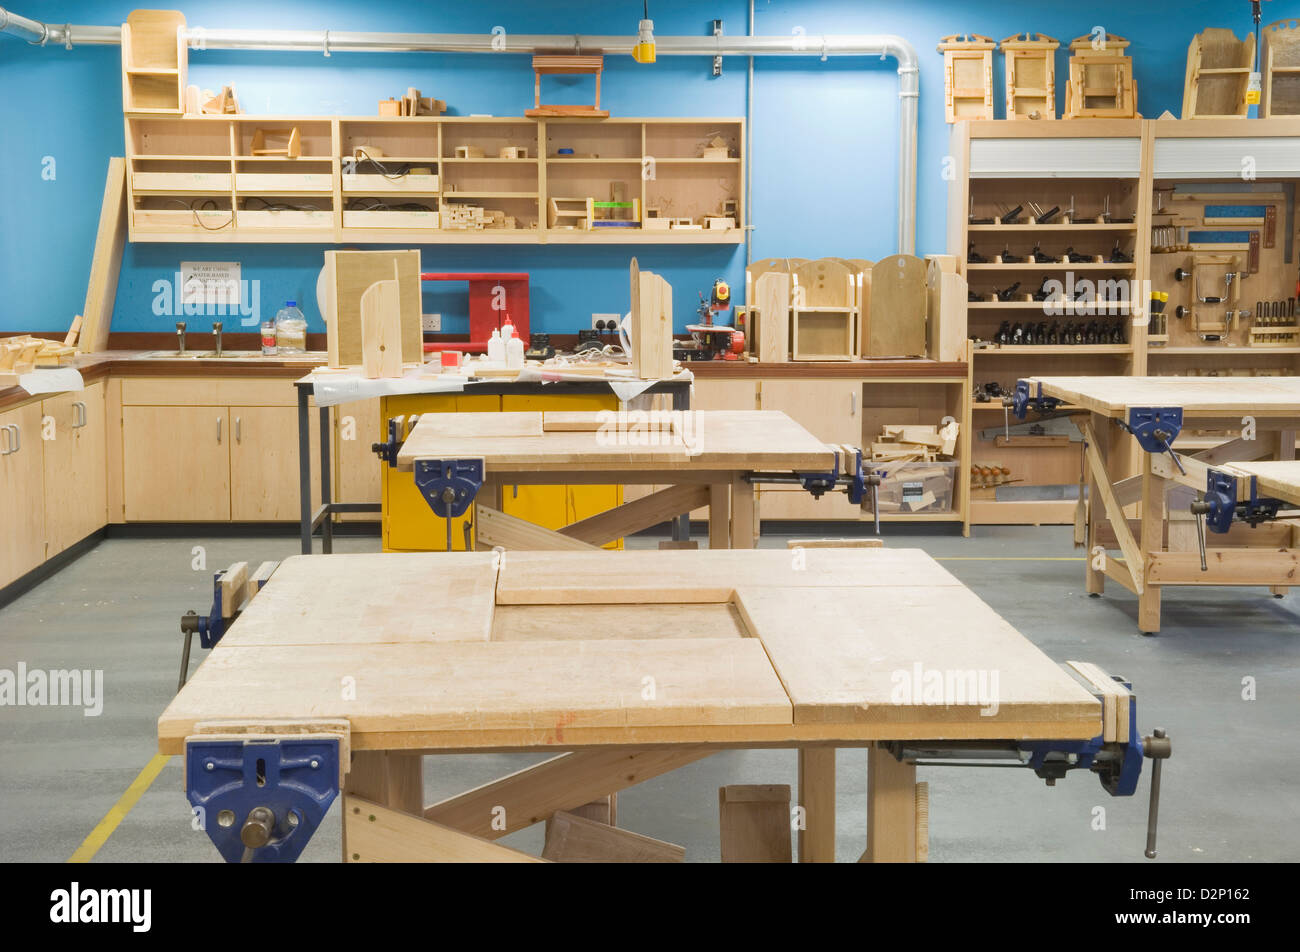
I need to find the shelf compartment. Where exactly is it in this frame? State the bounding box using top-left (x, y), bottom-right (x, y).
top-left (342, 172), bottom-right (440, 193)
top-left (441, 121), bottom-right (538, 160)
top-left (645, 163), bottom-right (741, 226)
top-left (342, 209), bottom-right (440, 229)
top-left (129, 118), bottom-right (231, 158)
top-left (237, 208), bottom-right (334, 231)
top-left (544, 121), bottom-right (641, 160)
top-left (132, 170), bottom-right (232, 193)
top-left (644, 121), bottom-right (741, 160)
top-left (235, 172), bottom-right (333, 193)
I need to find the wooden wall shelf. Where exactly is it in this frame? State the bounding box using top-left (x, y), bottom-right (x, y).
top-left (123, 115), bottom-right (745, 245)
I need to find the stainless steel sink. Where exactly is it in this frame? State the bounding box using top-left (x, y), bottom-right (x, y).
top-left (142, 350), bottom-right (325, 360)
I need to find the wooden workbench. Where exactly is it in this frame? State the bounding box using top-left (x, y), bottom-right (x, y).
top-left (1023, 375), bottom-right (1299, 633)
top-left (393, 409), bottom-right (842, 550)
top-left (159, 548), bottom-right (1120, 863)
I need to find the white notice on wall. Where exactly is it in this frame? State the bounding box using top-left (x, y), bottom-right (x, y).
top-left (180, 262), bottom-right (242, 310)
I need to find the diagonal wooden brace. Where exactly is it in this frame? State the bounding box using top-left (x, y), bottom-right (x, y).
top-left (1082, 420), bottom-right (1144, 594)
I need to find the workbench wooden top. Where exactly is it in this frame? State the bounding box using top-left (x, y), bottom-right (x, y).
top-left (1219, 460), bottom-right (1300, 505)
top-left (157, 549), bottom-right (1102, 752)
top-left (1024, 375), bottom-right (1300, 418)
top-left (393, 410), bottom-right (836, 473)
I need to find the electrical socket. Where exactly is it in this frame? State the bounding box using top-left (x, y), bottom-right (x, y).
top-left (422, 313), bottom-right (441, 332)
top-left (591, 313), bottom-right (621, 332)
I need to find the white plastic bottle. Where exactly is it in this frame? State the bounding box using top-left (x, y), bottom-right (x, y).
top-left (487, 328), bottom-right (505, 364)
top-left (275, 301), bottom-right (307, 354)
top-left (506, 326), bottom-right (524, 369)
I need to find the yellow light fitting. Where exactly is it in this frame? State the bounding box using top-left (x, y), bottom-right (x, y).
top-left (633, 18), bottom-right (656, 63)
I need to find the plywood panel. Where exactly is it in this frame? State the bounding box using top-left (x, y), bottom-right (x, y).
top-left (495, 548), bottom-right (964, 604)
top-left (219, 553), bottom-right (499, 646)
top-left (734, 585), bottom-right (1100, 728)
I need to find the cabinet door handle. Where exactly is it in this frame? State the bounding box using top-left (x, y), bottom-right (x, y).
top-left (217, 417), bottom-right (222, 444)
top-left (9, 424), bottom-right (19, 453)
top-left (235, 416), bottom-right (241, 443)
top-left (849, 391), bottom-right (857, 416)
top-left (73, 402), bottom-right (86, 428)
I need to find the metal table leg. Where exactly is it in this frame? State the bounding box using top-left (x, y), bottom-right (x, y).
top-left (672, 384), bottom-right (691, 543)
top-left (319, 404), bottom-right (334, 554)
top-left (297, 385), bottom-right (312, 555)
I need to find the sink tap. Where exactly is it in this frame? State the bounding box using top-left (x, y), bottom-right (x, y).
top-left (212, 321), bottom-right (223, 357)
top-left (175, 321), bottom-right (186, 355)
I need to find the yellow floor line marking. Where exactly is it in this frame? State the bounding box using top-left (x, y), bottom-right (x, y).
top-left (69, 753), bottom-right (171, 863)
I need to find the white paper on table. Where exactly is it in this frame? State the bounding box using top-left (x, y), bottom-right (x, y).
top-left (17, 368), bottom-right (84, 395)
top-left (309, 372), bottom-right (466, 407)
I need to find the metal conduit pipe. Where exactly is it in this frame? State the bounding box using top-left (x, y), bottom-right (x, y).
top-left (0, 10), bottom-right (919, 252)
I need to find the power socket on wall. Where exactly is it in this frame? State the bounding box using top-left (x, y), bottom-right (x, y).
top-left (422, 313), bottom-right (441, 332)
top-left (591, 313), bottom-right (621, 332)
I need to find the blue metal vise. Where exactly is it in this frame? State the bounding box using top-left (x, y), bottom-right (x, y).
top-left (796, 447), bottom-right (878, 505)
top-left (1020, 678), bottom-right (1145, 797)
top-left (372, 414), bottom-right (417, 468)
top-left (187, 736), bottom-right (341, 863)
top-left (1012, 380), bottom-right (1064, 419)
top-left (1121, 406), bottom-right (1184, 456)
top-left (1198, 468), bottom-right (1284, 533)
top-left (414, 458), bottom-right (484, 518)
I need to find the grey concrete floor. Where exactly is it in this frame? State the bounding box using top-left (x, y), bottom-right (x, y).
top-left (0, 525), bottom-right (1296, 863)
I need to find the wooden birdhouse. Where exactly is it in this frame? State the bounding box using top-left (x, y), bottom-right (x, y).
top-left (1000, 33), bottom-right (1059, 120)
top-left (1064, 33), bottom-right (1138, 119)
top-left (937, 34), bottom-right (996, 123)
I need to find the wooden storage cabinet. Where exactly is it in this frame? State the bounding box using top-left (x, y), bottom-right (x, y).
top-left (41, 384), bottom-right (108, 556)
top-left (122, 405), bottom-right (231, 521)
top-left (0, 403), bottom-right (47, 587)
top-left (758, 379), bottom-right (866, 522)
top-left (119, 378), bottom-right (319, 522)
top-left (230, 406), bottom-right (321, 522)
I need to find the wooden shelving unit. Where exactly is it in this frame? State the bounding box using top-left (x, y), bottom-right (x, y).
top-left (122, 115), bottom-right (745, 244)
top-left (949, 119), bottom-right (1149, 525)
top-left (950, 117), bottom-right (1300, 525)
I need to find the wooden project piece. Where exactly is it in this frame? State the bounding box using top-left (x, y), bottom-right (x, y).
top-left (1001, 33), bottom-right (1059, 119)
top-left (867, 255), bottom-right (927, 357)
top-left (754, 271), bottom-right (791, 363)
top-left (631, 257), bottom-right (675, 380)
top-left (360, 270), bottom-right (404, 379)
top-left (937, 35), bottom-right (996, 122)
top-left (926, 256), bottom-right (968, 362)
top-left (323, 250), bottom-right (422, 368)
top-left (1183, 28), bottom-right (1255, 119)
top-left (121, 10), bottom-right (186, 115)
top-left (1065, 34), bottom-right (1138, 119)
top-left (719, 784), bottom-right (793, 862)
top-left (250, 127), bottom-right (302, 159)
top-left (1261, 20), bottom-right (1300, 117)
top-left (791, 258), bottom-right (855, 361)
top-left (525, 55), bottom-right (609, 118)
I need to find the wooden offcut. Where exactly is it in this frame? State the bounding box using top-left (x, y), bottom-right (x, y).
top-left (754, 270), bottom-right (791, 363)
top-left (630, 257), bottom-right (675, 380)
top-left (542, 810), bottom-right (684, 863)
top-left (719, 784), bottom-right (793, 862)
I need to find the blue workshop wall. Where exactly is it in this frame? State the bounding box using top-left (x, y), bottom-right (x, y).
top-left (0, 0), bottom-right (1282, 335)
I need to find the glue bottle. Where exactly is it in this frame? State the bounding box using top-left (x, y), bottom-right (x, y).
top-left (487, 328), bottom-right (505, 364)
top-left (505, 324), bottom-right (525, 369)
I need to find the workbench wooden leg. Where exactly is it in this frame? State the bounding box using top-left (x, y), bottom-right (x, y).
top-left (798, 747), bottom-right (836, 863)
top-left (730, 475), bottom-right (756, 549)
top-left (862, 746), bottom-right (919, 863)
top-left (1278, 428), bottom-right (1296, 461)
top-left (343, 751), bottom-right (424, 862)
top-left (709, 483), bottom-right (730, 549)
top-left (347, 751), bottom-right (423, 814)
top-left (1085, 412), bottom-right (1106, 596)
top-left (1138, 455), bottom-right (1164, 635)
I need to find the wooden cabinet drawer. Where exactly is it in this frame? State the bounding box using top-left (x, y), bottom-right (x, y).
top-left (122, 377), bottom-right (304, 407)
